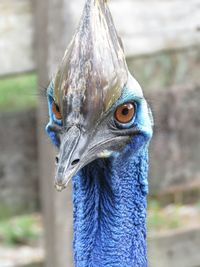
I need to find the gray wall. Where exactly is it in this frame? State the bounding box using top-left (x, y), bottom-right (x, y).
top-left (149, 85), bottom-right (200, 193)
top-left (0, 0), bottom-right (35, 76)
top-left (0, 110), bottom-right (39, 217)
top-left (1, 0), bottom-right (200, 76)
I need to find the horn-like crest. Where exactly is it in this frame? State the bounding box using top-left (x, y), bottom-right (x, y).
top-left (54, 0), bottom-right (128, 126)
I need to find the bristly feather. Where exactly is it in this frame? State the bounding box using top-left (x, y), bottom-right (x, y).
top-left (73, 144), bottom-right (149, 267)
top-left (45, 0), bottom-right (153, 266)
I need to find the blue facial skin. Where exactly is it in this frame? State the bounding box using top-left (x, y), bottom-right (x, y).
top-left (46, 83), bottom-right (153, 150)
top-left (46, 82), bottom-right (62, 147)
top-left (71, 87), bottom-right (152, 267)
top-left (107, 86), bottom-right (153, 197)
top-left (46, 82), bottom-right (153, 267)
top-left (111, 85), bottom-right (153, 137)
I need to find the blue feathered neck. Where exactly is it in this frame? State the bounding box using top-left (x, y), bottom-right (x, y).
top-left (72, 140), bottom-right (149, 267)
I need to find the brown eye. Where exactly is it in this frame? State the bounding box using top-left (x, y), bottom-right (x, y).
top-left (52, 102), bottom-right (62, 120)
top-left (115, 103), bottom-right (135, 124)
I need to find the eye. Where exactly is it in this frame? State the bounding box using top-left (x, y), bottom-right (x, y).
top-left (52, 101), bottom-right (62, 120)
top-left (115, 103), bottom-right (135, 124)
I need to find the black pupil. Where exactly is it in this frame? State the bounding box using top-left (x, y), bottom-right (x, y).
top-left (56, 104), bottom-right (60, 112)
top-left (122, 107), bottom-right (129, 116)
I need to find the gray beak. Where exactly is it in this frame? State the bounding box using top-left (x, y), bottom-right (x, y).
top-left (55, 126), bottom-right (81, 191)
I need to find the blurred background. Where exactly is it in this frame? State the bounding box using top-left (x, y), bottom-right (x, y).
top-left (0, 0), bottom-right (200, 266)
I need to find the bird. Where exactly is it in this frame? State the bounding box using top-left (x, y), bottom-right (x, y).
top-left (46, 0), bottom-right (153, 266)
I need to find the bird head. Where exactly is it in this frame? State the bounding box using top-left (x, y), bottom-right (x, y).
top-left (46, 0), bottom-right (153, 191)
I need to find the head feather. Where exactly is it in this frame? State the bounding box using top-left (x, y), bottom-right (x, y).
top-left (53, 0), bottom-right (128, 127)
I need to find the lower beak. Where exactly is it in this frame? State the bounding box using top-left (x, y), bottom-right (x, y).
top-left (55, 125), bottom-right (81, 191)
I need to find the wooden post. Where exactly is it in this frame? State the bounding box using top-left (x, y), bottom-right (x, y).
top-left (34, 0), bottom-right (84, 266)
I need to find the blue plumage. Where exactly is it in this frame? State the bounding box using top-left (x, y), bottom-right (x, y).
top-left (46, 83), bottom-right (152, 266)
top-left (72, 87), bottom-right (151, 267)
top-left (45, 0), bottom-right (153, 266)
top-left (73, 147), bottom-right (149, 267)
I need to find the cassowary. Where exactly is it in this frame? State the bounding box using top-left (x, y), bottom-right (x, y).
top-left (46, 0), bottom-right (153, 266)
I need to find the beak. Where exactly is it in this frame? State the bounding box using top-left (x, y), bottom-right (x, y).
top-left (55, 125), bottom-right (81, 191)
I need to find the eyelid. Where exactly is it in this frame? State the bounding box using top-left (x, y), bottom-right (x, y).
top-left (52, 101), bottom-right (62, 122)
top-left (111, 101), bottom-right (137, 130)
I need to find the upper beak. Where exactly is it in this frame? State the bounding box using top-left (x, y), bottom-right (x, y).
top-left (55, 125), bottom-right (81, 191)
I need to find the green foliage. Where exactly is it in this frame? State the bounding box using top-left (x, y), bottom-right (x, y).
top-left (0, 73), bottom-right (37, 112)
top-left (0, 204), bottom-right (14, 221)
top-left (0, 215), bottom-right (40, 246)
top-left (147, 200), bottom-right (181, 232)
top-left (147, 200), bottom-right (164, 230)
top-left (196, 201), bottom-right (200, 210)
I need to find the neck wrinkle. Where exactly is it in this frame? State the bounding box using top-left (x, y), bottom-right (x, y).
top-left (72, 147), bottom-right (149, 267)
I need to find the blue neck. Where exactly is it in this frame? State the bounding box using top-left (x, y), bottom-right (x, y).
top-left (72, 145), bottom-right (149, 267)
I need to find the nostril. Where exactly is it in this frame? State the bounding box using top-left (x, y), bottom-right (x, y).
top-left (71, 159), bottom-right (80, 166)
top-left (55, 156), bottom-right (59, 164)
